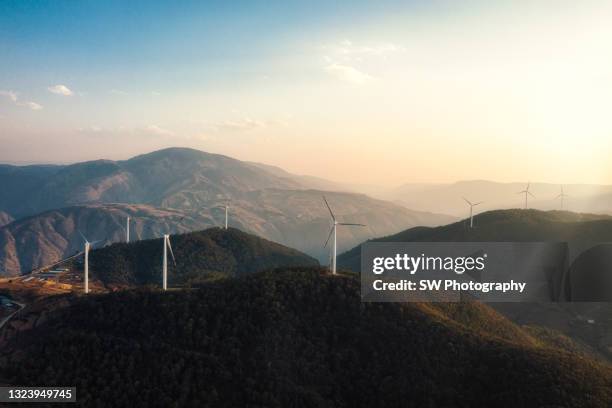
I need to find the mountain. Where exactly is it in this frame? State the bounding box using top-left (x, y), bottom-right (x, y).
top-left (386, 180), bottom-right (612, 217)
top-left (0, 148), bottom-right (454, 274)
top-left (0, 193), bottom-right (450, 276)
top-left (338, 209), bottom-right (612, 272)
top-left (0, 211), bottom-right (12, 227)
top-left (90, 228), bottom-right (318, 287)
top-left (0, 149), bottom-right (300, 218)
top-left (0, 204), bottom-right (201, 276)
top-left (1, 269), bottom-right (610, 407)
top-left (337, 209), bottom-right (612, 361)
top-left (231, 189), bottom-right (454, 262)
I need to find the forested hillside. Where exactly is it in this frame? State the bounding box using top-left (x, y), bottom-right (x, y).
top-left (338, 209), bottom-right (612, 272)
top-left (90, 227), bottom-right (319, 287)
top-left (2, 269), bottom-right (610, 407)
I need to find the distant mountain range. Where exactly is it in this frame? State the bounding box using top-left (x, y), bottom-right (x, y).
top-left (0, 148), bottom-right (453, 275)
top-left (385, 180), bottom-right (612, 217)
top-left (2, 269), bottom-right (611, 407)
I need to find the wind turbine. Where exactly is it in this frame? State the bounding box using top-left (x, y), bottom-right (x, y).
top-left (556, 185), bottom-right (568, 210)
top-left (517, 182), bottom-right (535, 209)
top-left (211, 203), bottom-right (230, 229)
top-left (162, 234), bottom-right (176, 291)
top-left (323, 196), bottom-right (366, 275)
top-left (78, 231), bottom-right (101, 294)
top-left (126, 216), bottom-right (130, 243)
top-left (462, 197), bottom-right (483, 228)
top-left (224, 204), bottom-right (229, 230)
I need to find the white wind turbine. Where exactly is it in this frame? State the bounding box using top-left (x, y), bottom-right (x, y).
top-left (323, 196), bottom-right (366, 275)
top-left (556, 185), bottom-right (568, 210)
top-left (162, 234), bottom-right (176, 291)
top-left (78, 231), bottom-right (101, 294)
top-left (224, 204), bottom-right (229, 230)
top-left (211, 203), bottom-right (230, 229)
top-left (517, 182), bottom-right (535, 209)
top-left (462, 197), bottom-right (483, 228)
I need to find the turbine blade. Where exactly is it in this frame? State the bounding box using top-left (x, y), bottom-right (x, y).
top-left (462, 197), bottom-right (472, 205)
top-left (166, 237), bottom-right (177, 266)
top-left (90, 239), bottom-right (102, 247)
top-left (473, 201), bottom-right (484, 206)
top-left (528, 192), bottom-right (535, 198)
top-left (339, 223), bottom-right (366, 226)
top-left (322, 196), bottom-right (335, 221)
top-left (323, 226), bottom-right (334, 248)
top-left (78, 230), bottom-right (89, 243)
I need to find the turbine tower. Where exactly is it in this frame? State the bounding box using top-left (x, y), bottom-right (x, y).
top-left (126, 216), bottom-right (130, 243)
top-left (225, 204), bottom-right (229, 230)
top-left (84, 241), bottom-right (90, 294)
top-left (212, 203), bottom-right (230, 229)
top-left (162, 234), bottom-right (176, 291)
top-left (78, 231), bottom-right (100, 294)
top-left (323, 196), bottom-right (366, 275)
top-left (517, 182), bottom-right (535, 209)
top-left (462, 197), bottom-right (483, 228)
top-left (556, 185), bottom-right (568, 210)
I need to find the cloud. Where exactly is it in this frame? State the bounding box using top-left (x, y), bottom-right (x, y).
top-left (320, 40), bottom-right (400, 84)
top-left (0, 90), bottom-right (18, 103)
top-left (325, 63), bottom-right (374, 84)
top-left (22, 101), bottom-right (43, 110)
top-left (322, 40), bottom-right (404, 59)
top-left (215, 118), bottom-right (267, 132)
top-left (0, 90), bottom-right (43, 110)
top-left (47, 84), bottom-right (74, 96)
top-left (77, 125), bottom-right (103, 133)
top-left (144, 125), bottom-right (175, 137)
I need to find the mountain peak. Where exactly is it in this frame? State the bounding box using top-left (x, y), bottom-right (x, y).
top-left (126, 147), bottom-right (227, 163)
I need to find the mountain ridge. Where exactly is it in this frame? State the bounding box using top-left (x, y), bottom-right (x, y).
top-left (387, 180), bottom-right (612, 216)
top-left (337, 208), bottom-right (612, 362)
top-left (89, 227), bottom-right (319, 287)
top-left (0, 148), bottom-right (454, 274)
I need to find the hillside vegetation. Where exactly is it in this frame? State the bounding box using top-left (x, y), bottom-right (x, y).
top-left (1, 269), bottom-right (610, 407)
top-left (90, 227), bottom-right (319, 287)
top-left (337, 209), bottom-right (612, 362)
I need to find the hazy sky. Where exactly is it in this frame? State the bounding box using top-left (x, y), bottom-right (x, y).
top-left (1, 0), bottom-right (611, 186)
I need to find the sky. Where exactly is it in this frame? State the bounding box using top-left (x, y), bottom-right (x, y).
top-left (1, 0), bottom-right (612, 187)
